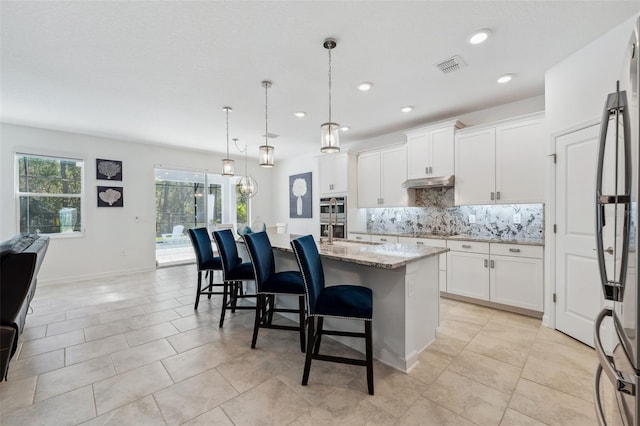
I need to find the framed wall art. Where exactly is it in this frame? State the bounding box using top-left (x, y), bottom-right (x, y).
top-left (96, 158), bottom-right (122, 181)
top-left (289, 172), bottom-right (312, 218)
top-left (97, 186), bottom-right (124, 207)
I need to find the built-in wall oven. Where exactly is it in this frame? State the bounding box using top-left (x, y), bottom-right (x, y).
top-left (320, 196), bottom-right (347, 239)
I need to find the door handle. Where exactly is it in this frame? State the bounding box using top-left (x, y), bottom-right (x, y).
top-left (496, 191), bottom-right (501, 200)
top-left (509, 248), bottom-right (521, 253)
top-left (490, 260), bottom-right (495, 268)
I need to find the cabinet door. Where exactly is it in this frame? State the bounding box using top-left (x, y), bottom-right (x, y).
top-left (407, 132), bottom-right (429, 179)
top-left (371, 234), bottom-right (398, 243)
top-left (380, 146), bottom-right (408, 207)
top-left (455, 128), bottom-right (495, 205)
top-left (490, 255), bottom-right (543, 311)
top-left (446, 251), bottom-right (490, 300)
top-left (430, 126), bottom-right (455, 177)
top-left (495, 118), bottom-right (545, 203)
top-left (357, 151), bottom-right (381, 207)
top-left (319, 153), bottom-right (349, 195)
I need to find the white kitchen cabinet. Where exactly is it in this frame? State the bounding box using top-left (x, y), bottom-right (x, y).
top-left (319, 152), bottom-right (351, 196)
top-left (455, 113), bottom-right (545, 205)
top-left (446, 240), bottom-right (544, 312)
top-left (406, 120), bottom-right (463, 179)
top-left (357, 145), bottom-right (409, 207)
top-left (348, 233), bottom-right (371, 242)
top-left (446, 241), bottom-right (491, 300)
top-left (370, 234), bottom-right (399, 244)
top-left (399, 236), bottom-right (448, 291)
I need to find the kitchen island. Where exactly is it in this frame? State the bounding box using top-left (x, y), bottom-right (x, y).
top-left (266, 233), bottom-right (447, 372)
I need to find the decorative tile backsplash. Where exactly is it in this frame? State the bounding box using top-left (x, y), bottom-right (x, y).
top-left (366, 188), bottom-right (544, 240)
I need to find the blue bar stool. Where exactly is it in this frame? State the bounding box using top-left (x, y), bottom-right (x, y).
top-left (212, 229), bottom-right (256, 327)
top-left (187, 228), bottom-right (224, 310)
top-left (291, 235), bottom-right (374, 395)
top-left (243, 231), bottom-right (306, 352)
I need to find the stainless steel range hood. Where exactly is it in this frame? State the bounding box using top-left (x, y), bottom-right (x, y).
top-left (401, 175), bottom-right (455, 189)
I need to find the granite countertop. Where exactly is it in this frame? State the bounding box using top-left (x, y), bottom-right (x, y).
top-left (266, 233), bottom-right (448, 269)
top-left (348, 230), bottom-right (544, 247)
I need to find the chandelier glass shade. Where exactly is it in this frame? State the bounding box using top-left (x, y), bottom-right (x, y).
top-left (234, 139), bottom-right (258, 199)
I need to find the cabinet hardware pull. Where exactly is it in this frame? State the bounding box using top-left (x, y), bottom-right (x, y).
top-left (425, 166), bottom-right (429, 174)
top-left (490, 192), bottom-right (495, 200)
top-left (416, 241), bottom-right (424, 245)
top-left (462, 244), bottom-right (472, 248)
top-left (380, 238), bottom-right (387, 242)
top-left (497, 191), bottom-right (501, 200)
top-left (484, 259), bottom-right (488, 267)
top-left (429, 166), bottom-right (433, 174)
top-left (490, 260), bottom-right (495, 268)
top-left (509, 248), bottom-right (521, 253)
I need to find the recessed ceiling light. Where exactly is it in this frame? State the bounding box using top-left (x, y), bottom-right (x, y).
top-left (497, 73), bottom-right (514, 84)
top-left (469, 29), bottom-right (491, 45)
top-left (357, 82), bottom-right (373, 91)
top-left (401, 106), bottom-right (414, 113)
top-left (294, 111), bottom-right (306, 118)
top-left (341, 126), bottom-right (350, 131)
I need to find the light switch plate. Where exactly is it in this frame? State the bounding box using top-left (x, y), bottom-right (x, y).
top-left (469, 214), bottom-right (476, 224)
top-left (513, 213), bottom-right (521, 224)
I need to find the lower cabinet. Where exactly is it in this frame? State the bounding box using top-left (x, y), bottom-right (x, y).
top-left (398, 237), bottom-right (447, 292)
top-left (348, 233), bottom-right (371, 242)
top-left (447, 240), bottom-right (543, 312)
top-left (370, 234), bottom-right (398, 244)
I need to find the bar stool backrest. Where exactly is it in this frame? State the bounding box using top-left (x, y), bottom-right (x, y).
top-left (188, 228), bottom-right (214, 271)
top-left (243, 232), bottom-right (275, 292)
top-left (212, 229), bottom-right (241, 278)
top-left (291, 235), bottom-right (325, 316)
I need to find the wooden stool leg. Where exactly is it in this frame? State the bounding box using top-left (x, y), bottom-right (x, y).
top-left (365, 320), bottom-right (374, 395)
top-left (219, 282), bottom-right (229, 328)
top-left (313, 317), bottom-right (323, 355)
top-left (251, 294), bottom-right (263, 349)
top-left (302, 316), bottom-right (315, 386)
top-left (298, 295), bottom-right (306, 353)
top-left (194, 271), bottom-right (202, 310)
top-left (207, 270), bottom-right (213, 299)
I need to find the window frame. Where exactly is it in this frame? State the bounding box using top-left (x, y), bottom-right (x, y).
top-left (15, 152), bottom-right (85, 237)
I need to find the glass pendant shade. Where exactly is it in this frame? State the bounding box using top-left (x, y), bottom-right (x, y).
top-left (221, 158), bottom-right (234, 176)
top-left (238, 175), bottom-right (258, 199)
top-left (320, 122), bottom-right (340, 153)
top-left (259, 144), bottom-right (274, 168)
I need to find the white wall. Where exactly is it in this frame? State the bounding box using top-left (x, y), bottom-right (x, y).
top-left (0, 123), bottom-right (275, 284)
top-left (271, 151), bottom-right (320, 239)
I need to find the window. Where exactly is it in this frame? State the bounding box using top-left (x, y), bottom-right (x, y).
top-left (16, 153), bottom-right (84, 235)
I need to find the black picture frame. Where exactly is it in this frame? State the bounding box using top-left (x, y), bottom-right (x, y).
top-left (97, 186), bottom-right (124, 207)
top-left (289, 172), bottom-right (312, 218)
top-left (96, 158), bottom-right (123, 181)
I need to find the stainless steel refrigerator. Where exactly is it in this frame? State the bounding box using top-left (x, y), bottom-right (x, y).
top-left (594, 17), bottom-right (640, 426)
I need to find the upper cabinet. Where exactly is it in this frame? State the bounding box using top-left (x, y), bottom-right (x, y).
top-left (455, 113), bottom-right (546, 205)
top-left (406, 120), bottom-right (464, 179)
top-left (357, 145), bottom-right (410, 208)
top-left (319, 152), bottom-right (355, 196)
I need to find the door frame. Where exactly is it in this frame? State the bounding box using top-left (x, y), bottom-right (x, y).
top-left (545, 117), bottom-right (600, 330)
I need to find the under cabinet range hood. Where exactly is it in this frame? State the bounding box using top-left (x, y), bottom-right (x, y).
top-left (401, 175), bottom-right (455, 189)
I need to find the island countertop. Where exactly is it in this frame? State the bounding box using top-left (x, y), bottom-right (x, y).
top-left (266, 233), bottom-right (448, 269)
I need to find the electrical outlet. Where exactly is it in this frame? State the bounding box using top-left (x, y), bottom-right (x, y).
top-left (513, 213), bottom-right (522, 224)
top-left (396, 214), bottom-right (402, 221)
top-left (469, 214), bottom-right (476, 224)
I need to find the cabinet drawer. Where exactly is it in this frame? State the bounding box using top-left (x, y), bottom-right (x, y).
top-left (397, 236), bottom-right (447, 247)
top-left (490, 243), bottom-right (543, 259)
top-left (447, 240), bottom-right (490, 254)
top-left (348, 233), bottom-right (371, 242)
top-left (371, 235), bottom-right (399, 244)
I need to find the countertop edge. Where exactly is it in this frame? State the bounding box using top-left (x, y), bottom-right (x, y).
top-left (348, 230), bottom-right (544, 247)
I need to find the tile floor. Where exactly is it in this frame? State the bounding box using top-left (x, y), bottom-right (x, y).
top-left (0, 265), bottom-right (618, 425)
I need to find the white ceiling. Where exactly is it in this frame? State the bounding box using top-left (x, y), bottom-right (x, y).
top-left (1, 1), bottom-right (638, 161)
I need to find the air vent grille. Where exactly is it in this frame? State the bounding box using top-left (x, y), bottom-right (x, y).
top-left (436, 55), bottom-right (466, 74)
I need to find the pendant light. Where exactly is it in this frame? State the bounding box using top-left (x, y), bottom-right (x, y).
top-left (233, 138), bottom-right (258, 199)
top-left (221, 106), bottom-right (234, 176)
top-left (321, 38), bottom-right (340, 153)
top-left (259, 81), bottom-right (275, 167)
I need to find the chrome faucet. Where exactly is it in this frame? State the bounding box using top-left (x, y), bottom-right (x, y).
top-left (327, 197), bottom-right (338, 245)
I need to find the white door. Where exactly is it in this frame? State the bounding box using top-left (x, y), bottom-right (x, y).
top-left (430, 126), bottom-right (455, 177)
top-left (555, 123), bottom-right (604, 346)
top-left (447, 251), bottom-right (490, 300)
top-left (406, 132), bottom-right (429, 179)
top-left (357, 151), bottom-right (381, 207)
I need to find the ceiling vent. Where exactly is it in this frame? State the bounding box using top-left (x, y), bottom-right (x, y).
top-left (436, 55), bottom-right (466, 74)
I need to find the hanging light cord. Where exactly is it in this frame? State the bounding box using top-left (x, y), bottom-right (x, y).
top-left (328, 45), bottom-right (332, 125)
top-left (225, 108), bottom-right (230, 158)
top-left (264, 83), bottom-right (269, 148)
top-left (232, 139), bottom-right (249, 178)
